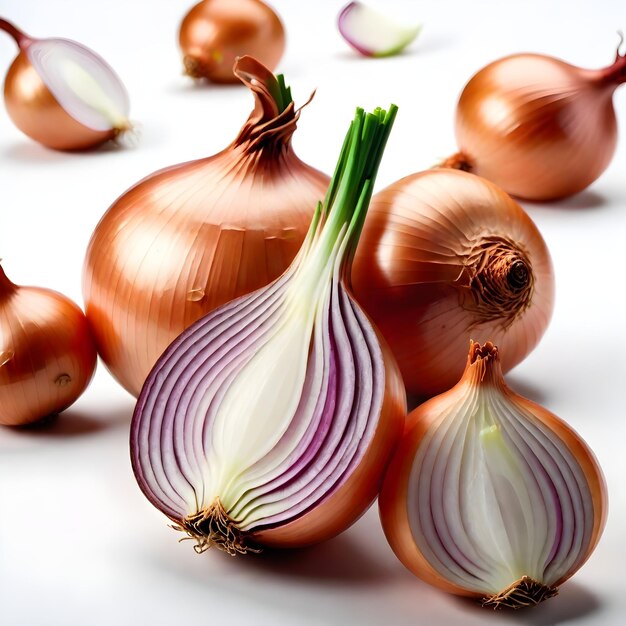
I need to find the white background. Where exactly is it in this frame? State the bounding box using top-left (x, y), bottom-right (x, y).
top-left (1, 0), bottom-right (625, 624)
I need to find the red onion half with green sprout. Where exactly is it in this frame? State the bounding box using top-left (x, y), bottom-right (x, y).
top-left (131, 105), bottom-right (406, 553)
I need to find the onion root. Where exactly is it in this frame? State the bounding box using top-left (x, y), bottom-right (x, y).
top-left (173, 498), bottom-right (261, 556)
top-left (481, 576), bottom-right (559, 610)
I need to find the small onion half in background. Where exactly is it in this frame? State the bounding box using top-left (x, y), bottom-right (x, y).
top-left (380, 341), bottom-right (607, 609)
top-left (179, 0), bottom-right (285, 83)
top-left (443, 46), bottom-right (626, 200)
top-left (0, 18), bottom-right (130, 151)
top-left (83, 57), bottom-right (330, 397)
top-left (352, 168), bottom-right (555, 398)
top-left (0, 263), bottom-right (97, 427)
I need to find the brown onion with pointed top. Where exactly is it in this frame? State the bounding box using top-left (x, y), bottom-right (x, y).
top-left (0, 263), bottom-right (97, 426)
top-left (0, 17), bottom-right (130, 151)
top-left (379, 341), bottom-right (607, 609)
top-left (352, 168), bottom-right (555, 398)
top-left (179, 0), bottom-right (285, 83)
top-left (83, 57), bottom-right (329, 397)
top-left (443, 47), bottom-right (626, 200)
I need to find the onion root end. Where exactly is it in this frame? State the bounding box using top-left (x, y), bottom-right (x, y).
top-left (481, 576), bottom-right (558, 610)
top-left (172, 499), bottom-right (260, 556)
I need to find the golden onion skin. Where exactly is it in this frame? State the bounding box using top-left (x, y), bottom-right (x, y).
top-left (352, 169), bottom-right (555, 398)
top-left (0, 266), bottom-right (97, 426)
top-left (83, 57), bottom-right (329, 397)
top-left (451, 53), bottom-right (619, 201)
top-left (179, 0), bottom-right (285, 83)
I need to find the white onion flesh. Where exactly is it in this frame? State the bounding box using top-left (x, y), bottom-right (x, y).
top-left (27, 38), bottom-right (129, 131)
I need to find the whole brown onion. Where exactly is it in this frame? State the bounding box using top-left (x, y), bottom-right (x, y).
top-left (351, 169), bottom-right (555, 398)
top-left (0, 264), bottom-right (97, 426)
top-left (443, 48), bottom-right (626, 200)
top-left (83, 57), bottom-right (329, 397)
top-left (179, 0), bottom-right (285, 83)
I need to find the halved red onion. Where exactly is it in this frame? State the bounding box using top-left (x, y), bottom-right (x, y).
top-left (131, 105), bottom-right (406, 554)
top-left (380, 342), bottom-right (607, 609)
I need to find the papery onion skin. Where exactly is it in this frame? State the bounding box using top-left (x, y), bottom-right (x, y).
top-left (0, 264), bottom-right (97, 426)
top-left (83, 57), bottom-right (329, 397)
top-left (446, 51), bottom-right (626, 200)
top-left (379, 342), bottom-right (607, 606)
top-left (0, 18), bottom-right (130, 151)
top-left (180, 0), bottom-right (285, 83)
top-left (352, 168), bottom-right (555, 398)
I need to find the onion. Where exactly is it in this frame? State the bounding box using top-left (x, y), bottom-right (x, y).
top-left (179, 0), bottom-right (285, 83)
top-left (351, 168), bottom-right (555, 398)
top-left (131, 105), bottom-right (406, 554)
top-left (380, 341), bottom-right (607, 609)
top-left (0, 263), bottom-right (97, 427)
top-left (83, 56), bottom-right (330, 397)
top-left (0, 18), bottom-right (130, 151)
top-left (337, 2), bottom-right (421, 58)
top-left (443, 47), bottom-right (626, 200)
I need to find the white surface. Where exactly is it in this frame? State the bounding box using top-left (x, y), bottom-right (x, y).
top-left (1, 0), bottom-right (625, 624)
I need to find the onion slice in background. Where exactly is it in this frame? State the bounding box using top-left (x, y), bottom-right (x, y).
top-left (0, 262), bottom-right (97, 426)
top-left (337, 2), bottom-right (421, 58)
top-left (379, 341), bottom-right (607, 609)
top-left (0, 17), bottom-right (130, 150)
top-left (131, 105), bottom-right (406, 554)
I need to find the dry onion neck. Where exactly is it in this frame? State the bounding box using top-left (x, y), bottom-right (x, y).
top-left (0, 18), bottom-right (31, 47)
top-left (230, 56), bottom-right (303, 156)
top-left (597, 35), bottom-right (626, 86)
top-left (0, 264), bottom-right (16, 298)
top-left (458, 236), bottom-right (533, 325)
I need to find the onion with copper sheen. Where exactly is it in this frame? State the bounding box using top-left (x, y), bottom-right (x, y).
top-left (83, 57), bottom-right (329, 397)
top-left (180, 0), bottom-right (285, 83)
top-left (443, 47), bottom-right (626, 200)
top-left (0, 263), bottom-right (97, 426)
top-left (379, 341), bottom-right (607, 609)
top-left (131, 105), bottom-right (405, 554)
top-left (0, 18), bottom-right (130, 150)
top-left (352, 168), bottom-right (555, 398)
